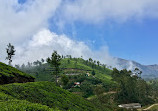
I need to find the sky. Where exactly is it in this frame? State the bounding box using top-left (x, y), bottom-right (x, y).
top-left (0, 0), bottom-right (158, 66)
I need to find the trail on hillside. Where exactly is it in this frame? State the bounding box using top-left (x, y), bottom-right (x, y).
top-left (143, 103), bottom-right (158, 110)
top-left (87, 91), bottom-right (116, 100)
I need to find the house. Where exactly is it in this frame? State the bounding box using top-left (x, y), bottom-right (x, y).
top-left (85, 72), bottom-right (90, 77)
top-left (74, 82), bottom-right (80, 87)
top-left (118, 103), bottom-right (141, 109)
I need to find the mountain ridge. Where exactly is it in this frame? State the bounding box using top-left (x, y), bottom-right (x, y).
top-left (116, 58), bottom-right (158, 79)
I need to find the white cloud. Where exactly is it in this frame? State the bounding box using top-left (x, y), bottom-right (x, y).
top-left (61, 0), bottom-right (158, 23)
top-left (12, 28), bottom-right (117, 66)
top-left (0, 0), bottom-right (61, 62)
top-left (1, 0), bottom-right (158, 67)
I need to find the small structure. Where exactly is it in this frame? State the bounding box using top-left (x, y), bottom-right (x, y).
top-left (74, 82), bottom-right (80, 87)
top-left (85, 72), bottom-right (90, 77)
top-left (118, 103), bottom-right (141, 109)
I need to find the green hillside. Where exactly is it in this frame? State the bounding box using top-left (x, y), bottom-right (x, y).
top-left (20, 58), bottom-right (116, 98)
top-left (0, 81), bottom-right (109, 111)
top-left (21, 58), bottom-right (113, 83)
top-left (61, 58), bottom-right (112, 83)
top-left (0, 62), bottom-right (34, 84)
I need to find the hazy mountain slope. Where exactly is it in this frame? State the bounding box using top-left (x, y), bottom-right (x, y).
top-left (116, 58), bottom-right (158, 79)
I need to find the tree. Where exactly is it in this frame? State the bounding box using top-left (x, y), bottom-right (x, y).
top-left (93, 85), bottom-right (104, 96)
top-left (47, 51), bottom-right (61, 85)
top-left (37, 60), bottom-right (42, 66)
top-left (41, 58), bottom-right (45, 63)
top-left (21, 64), bottom-right (25, 70)
top-left (92, 70), bottom-right (96, 76)
top-left (93, 85), bottom-right (106, 103)
top-left (15, 64), bottom-right (20, 69)
top-left (75, 61), bottom-right (77, 68)
top-left (27, 62), bottom-right (31, 68)
top-left (61, 75), bottom-right (69, 86)
top-left (80, 81), bottom-right (94, 97)
top-left (67, 59), bottom-right (70, 64)
top-left (133, 68), bottom-right (142, 78)
top-left (6, 43), bottom-right (16, 65)
top-left (33, 61), bottom-right (38, 66)
top-left (89, 58), bottom-right (93, 63)
top-left (97, 61), bottom-right (100, 66)
top-left (112, 68), bottom-right (151, 104)
top-left (103, 64), bottom-right (106, 70)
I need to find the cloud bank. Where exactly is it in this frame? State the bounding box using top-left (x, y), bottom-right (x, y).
top-left (13, 28), bottom-right (116, 67)
top-left (0, 0), bottom-right (61, 62)
top-left (1, 0), bottom-right (158, 67)
top-left (62, 0), bottom-right (158, 23)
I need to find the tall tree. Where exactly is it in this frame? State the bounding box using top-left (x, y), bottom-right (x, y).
top-left (47, 51), bottom-right (61, 85)
top-left (6, 43), bottom-right (16, 65)
top-left (89, 58), bottom-right (93, 63)
top-left (92, 70), bottom-right (96, 76)
top-left (97, 61), bottom-right (100, 66)
top-left (41, 58), bottom-right (45, 63)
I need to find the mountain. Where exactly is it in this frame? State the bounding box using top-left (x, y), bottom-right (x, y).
top-left (116, 58), bottom-right (158, 79)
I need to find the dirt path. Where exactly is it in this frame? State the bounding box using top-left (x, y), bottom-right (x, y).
top-left (142, 103), bottom-right (158, 111)
top-left (87, 91), bottom-right (116, 100)
top-left (103, 91), bottom-right (116, 95)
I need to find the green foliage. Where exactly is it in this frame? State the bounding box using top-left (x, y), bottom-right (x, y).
top-left (6, 43), bottom-right (16, 65)
top-left (148, 79), bottom-right (158, 102)
top-left (22, 57), bottom-right (113, 85)
top-left (0, 81), bottom-right (100, 111)
top-left (80, 81), bottom-right (94, 97)
top-left (0, 100), bottom-right (57, 111)
top-left (149, 105), bottom-right (158, 111)
top-left (92, 70), bottom-right (95, 76)
top-left (89, 93), bottom-right (119, 111)
top-left (61, 75), bottom-right (69, 86)
top-left (112, 68), bottom-right (153, 105)
top-left (93, 85), bottom-right (105, 96)
top-left (0, 62), bottom-right (34, 84)
top-left (47, 51), bottom-right (62, 85)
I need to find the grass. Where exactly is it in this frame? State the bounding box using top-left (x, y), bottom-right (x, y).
top-left (0, 62), bottom-right (33, 78)
top-left (0, 62), bottom-right (35, 84)
top-left (149, 105), bottom-right (158, 111)
top-left (0, 81), bottom-right (103, 111)
top-left (0, 91), bottom-right (57, 111)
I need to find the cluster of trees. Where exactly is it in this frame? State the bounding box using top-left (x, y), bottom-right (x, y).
top-left (15, 58), bottom-right (45, 70)
top-left (83, 58), bottom-right (107, 70)
top-left (112, 68), bottom-right (153, 105)
top-left (148, 79), bottom-right (158, 101)
top-left (63, 74), bottom-right (104, 97)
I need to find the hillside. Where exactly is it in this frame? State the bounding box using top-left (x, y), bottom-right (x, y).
top-left (0, 81), bottom-right (110, 111)
top-left (19, 58), bottom-right (116, 98)
top-left (20, 58), bottom-right (113, 83)
top-left (116, 58), bottom-right (158, 79)
top-left (0, 62), bottom-right (34, 84)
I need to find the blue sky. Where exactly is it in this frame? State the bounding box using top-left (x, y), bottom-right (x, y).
top-left (49, 14), bottom-right (158, 65)
top-left (1, 0), bottom-right (158, 65)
